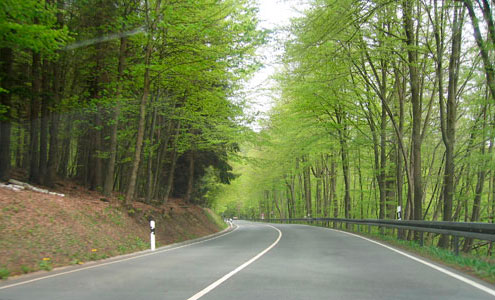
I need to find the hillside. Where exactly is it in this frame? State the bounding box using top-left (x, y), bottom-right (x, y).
top-left (0, 181), bottom-right (226, 279)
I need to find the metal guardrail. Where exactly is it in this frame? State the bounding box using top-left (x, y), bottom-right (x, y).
top-left (251, 217), bottom-right (495, 255)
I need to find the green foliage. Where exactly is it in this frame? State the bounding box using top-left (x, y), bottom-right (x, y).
top-left (214, 0), bottom-right (495, 242)
top-left (20, 265), bottom-right (31, 274)
top-left (39, 259), bottom-right (52, 271)
top-left (0, 0), bottom-right (69, 52)
top-left (204, 208), bottom-right (227, 229)
top-left (0, 267), bottom-right (9, 280)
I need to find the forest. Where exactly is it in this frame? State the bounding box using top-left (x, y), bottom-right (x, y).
top-left (3, 0), bottom-right (495, 255)
top-left (216, 0), bottom-right (495, 252)
top-left (0, 0), bottom-right (264, 206)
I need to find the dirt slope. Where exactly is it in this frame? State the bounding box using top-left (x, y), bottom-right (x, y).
top-left (0, 181), bottom-right (225, 278)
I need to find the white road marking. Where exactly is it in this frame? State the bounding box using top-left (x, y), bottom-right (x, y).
top-left (186, 224), bottom-right (282, 300)
top-left (0, 224), bottom-right (238, 290)
top-left (329, 227), bottom-right (495, 297)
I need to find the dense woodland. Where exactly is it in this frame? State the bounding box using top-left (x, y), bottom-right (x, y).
top-left (3, 0), bottom-right (495, 254)
top-left (217, 0), bottom-right (495, 251)
top-left (0, 0), bottom-right (264, 205)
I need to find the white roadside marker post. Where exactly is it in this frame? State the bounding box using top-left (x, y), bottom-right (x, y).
top-left (150, 219), bottom-right (156, 251)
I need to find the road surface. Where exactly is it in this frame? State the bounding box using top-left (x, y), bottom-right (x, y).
top-left (1, 221), bottom-right (494, 299)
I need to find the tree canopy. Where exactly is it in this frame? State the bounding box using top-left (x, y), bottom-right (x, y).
top-left (215, 0), bottom-right (495, 252)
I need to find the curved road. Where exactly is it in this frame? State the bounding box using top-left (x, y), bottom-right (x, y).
top-left (1, 221), bottom-right (494, 299)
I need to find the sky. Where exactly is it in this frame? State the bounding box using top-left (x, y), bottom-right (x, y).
top-left (243, 0), bottom-right (307, 130)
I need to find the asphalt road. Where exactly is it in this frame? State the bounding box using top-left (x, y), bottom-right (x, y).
top-left (1, 221), bottom-right (494, 299)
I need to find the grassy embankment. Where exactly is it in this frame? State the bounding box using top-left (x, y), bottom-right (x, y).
top-left (0, 181), bottom-right (225, 279)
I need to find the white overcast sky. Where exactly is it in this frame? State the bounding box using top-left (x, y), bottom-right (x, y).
top-left (243, 0), bottom-right (307, 130)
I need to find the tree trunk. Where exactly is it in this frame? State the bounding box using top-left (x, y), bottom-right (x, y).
top-left (125, 45), bottom-right (153, 203)
top-left (0, 47), bottom-right (13, 180)
top-left (302, 155), bottom-right (312, 217)
top-left (29, 51), bottom-right (41, 184)
top-left (330, 155), bottom-right (338, 218)
top-left (153, 117), bottom-right (174, 199)
top-left (403, 0), bottom-right (423, 226)
top-left (145, 98), bottom-right (158, 203)
top-left (162, 120), bottom-right (181, 205)
top-left (184, 151), bottom-right (195, 203)
top-left (46, 112), bottom-right (60, 187)
top-left (45, 59), bottom-right (62, 187)
top-left (396, 65), bottom-right (405, 223)
top-left (59, 115), bottom-right (72, 178)
top-left (125, 0), bottom-right (161, 204)
top-left (103, 37), bottom-right (127, 196)
top-left (91, 112), bottom-right (103, 190)
top-left (336, 108), bottom-right (351, 219)
top-left (379, 101), bottom-right (387, 219)
top-left (439, 3), bottom-right (463, 248)
top-left (39, 60), bottom-right (50, 183)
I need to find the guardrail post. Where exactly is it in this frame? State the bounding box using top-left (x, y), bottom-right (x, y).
top-left (453, 236), bottom-right (459, 256)
top-left (368, 224), bottom-right (371, 234)
top-left (419, 232), bottom-right (424, 247)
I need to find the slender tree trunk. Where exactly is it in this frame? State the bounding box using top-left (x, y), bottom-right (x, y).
top-left (396, 67), bottom-right (405, 222)
top-left (302, 156), bottom-right (312, 217)
top-left (125, 0), bottom-right (161, 204)
top-left (336, 109), bottom-right (351, 219)
top-left (357, 148), bottom-right (364, 219)
top-left (92, 112), bottom-right (103, 190)
top-left (153, 117), bottom-right (173, 199)
top-left (103, 37), bottom-right (127, 196)
top-left (46, 60), bottom-right (62, 187)
top-left (296, 158), bottom-right (304, 217)
top-left (59, 116), bottom-right (72, 178)
top-left (39, 60), bottom-right (50, 183)
top-left (163, 120), bottom-right (181, 204)
top-left (286, 175), bottom-right (296, 218)
top-left (46, 112), bottom-right (60, 187)
top-left (29, 51), bottom-right (41, 184)
top-left (184, 151), bottom-right (195, 203)
top-left (439, 4), bottom-right (463, 248)
top-left (403, 0), bottom-right (423, 225)
top-left (323, 158), bottom-right (330, 217)
top-left (379, 102), bottom-right (387, 219)
top-left (145, 102), bottom-right (157, 203)
top-left (0, 47), bottom-right (13, 180)
top-left (125, 44), bottom-right (153, 203)
top-left (330, 155), bottom-right (338, 218)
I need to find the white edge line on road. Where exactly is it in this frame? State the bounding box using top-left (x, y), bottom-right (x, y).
top-left (0, 224), bottom-right (239, 291)
top-left (186, 224), bottom-right (282, 300)
top-left (329, 227), bottom-right (495, 297)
